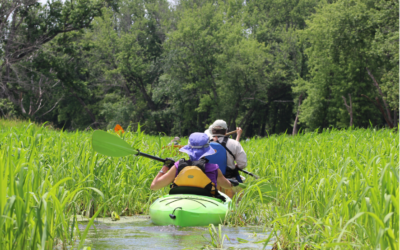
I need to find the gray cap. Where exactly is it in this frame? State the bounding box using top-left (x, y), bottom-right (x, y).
top-left (210, 119), bottom-right (228, 130)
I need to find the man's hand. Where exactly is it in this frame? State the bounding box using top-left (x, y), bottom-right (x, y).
top-left (164, 158), bottom-right (175, 169)
top-left (230, 179), bottom-right (239, 187)
top-left (236, 127), bottom-right (242, 141)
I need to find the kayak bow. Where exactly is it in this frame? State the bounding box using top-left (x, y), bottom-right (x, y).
top-left (150, 192), bottom-right (231, 227)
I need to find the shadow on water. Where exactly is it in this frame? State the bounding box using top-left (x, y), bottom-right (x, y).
top-left (78, 216), bottom-right (273, 249)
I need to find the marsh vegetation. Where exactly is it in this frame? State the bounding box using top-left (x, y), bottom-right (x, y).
top-left (0, 120), bottom-right (397, 249)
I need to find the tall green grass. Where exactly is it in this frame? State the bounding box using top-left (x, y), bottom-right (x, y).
top-left (233, 128), bottom-right (399, 249)
top-left (0, 120), bottom-right (398, 249)
top-left (0, 120), bottom-right (177, 249)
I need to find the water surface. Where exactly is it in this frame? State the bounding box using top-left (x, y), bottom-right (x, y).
top-left (78, 216), bottom-right (273, 249)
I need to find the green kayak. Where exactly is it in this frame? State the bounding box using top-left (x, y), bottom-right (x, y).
top-left (149, 192), bottom-right (231, 227)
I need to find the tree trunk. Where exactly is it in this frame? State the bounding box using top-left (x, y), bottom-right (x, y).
top-left (271, 105), bottom-right (279, 134)
top-left (258, 107), bottom-right (268, 136)
top-left (292, 94), bottom-right (303, 135)
top-left (19, 92), bottom-right (27, 114)
top-left (239, 107), bottom-right (255, 137)
top-left (262, 105), bottom-right (270, 137)
top-left (239, 107), bottom-right (255, 128)
top-left (260, 120), bottom-right (267, 137)
top-left (361, 94), bottom-right (393, 128)
top-left (342, 94), bottom-right (353, 127)
top-left (228, 101), bottom-right (240, 132)
top-left (122, 82), bottom-right (137, 105)
top-left (366, 67), bottom-right (393, 124)
top-left (375, 97), bottom-right (393, 128)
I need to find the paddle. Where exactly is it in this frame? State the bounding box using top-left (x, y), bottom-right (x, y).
top-left (225, 130), bottom-right (237, 136)
top-left (92, 130), bottom-right (259, 179)
top-left (92, 130), bottom-right (167, 162)
top-left (212, 130), bottom-right (257, 178)
top-left (239, 169), bottom-right (259, 179)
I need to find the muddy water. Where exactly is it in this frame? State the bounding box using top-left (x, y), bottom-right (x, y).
top-left (78, 216), bottom-right (273, 249)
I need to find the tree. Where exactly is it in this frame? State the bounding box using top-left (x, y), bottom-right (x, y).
top-left (370, 0), bottom-right (399, 125)
top-left (159, 1), bottom-right (273, 136)
top-left (296, 0), bottom-right (398, 129)
top-left (0, 0), bottom-right (110, 118)
top-left (1, 0), bottom-right (396, 134)
top-left (87, 0), bottom-right (171, 132)
top-left (242, 0), bottom-right (320, 135)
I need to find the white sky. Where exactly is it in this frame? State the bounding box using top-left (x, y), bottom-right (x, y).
top-left (38, 0), bottom-right (176, 5)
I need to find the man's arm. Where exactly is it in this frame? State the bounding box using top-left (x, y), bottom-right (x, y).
top-left (217, 169), bottom-right (233, 189)
top-left (236, 127), bottom-right (242, 141)
top-left (234, 142), bottom-right (247, 169)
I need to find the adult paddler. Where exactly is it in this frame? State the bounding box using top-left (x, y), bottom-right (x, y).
top-left (205, 120), bottom-right (247, 198)
top-left (150, 132), bottom-right (236, 197)
top-left (168, 137), bottom-right (181, 146)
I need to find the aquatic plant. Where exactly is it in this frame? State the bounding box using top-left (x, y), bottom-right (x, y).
top-left (0, 121), bottom-right (104, 249)
top-left (203, 224), bottom-right (229, 249)
top-left (0, 120), bottom-right (174, 249)
top-left (0, 119), bottom-right (397, 249)
top-left (236, 128), bottom-right (399, 249)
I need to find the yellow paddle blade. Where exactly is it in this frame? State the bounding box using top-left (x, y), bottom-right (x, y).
top-left (92, 130), bottom-right (137, 157)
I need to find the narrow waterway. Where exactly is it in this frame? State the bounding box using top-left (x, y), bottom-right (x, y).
top-left (78, 216), bottom-right (273, 249)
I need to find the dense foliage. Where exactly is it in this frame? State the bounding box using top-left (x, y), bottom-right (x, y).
top-left (0, 0), bottom-right (398, 135)
top-left (1, 120), bottom-right (398, 248)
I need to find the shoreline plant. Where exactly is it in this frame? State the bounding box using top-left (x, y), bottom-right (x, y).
top-left (0, 119), bottom-right (398, 249)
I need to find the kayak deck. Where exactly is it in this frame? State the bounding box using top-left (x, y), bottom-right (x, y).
top-left (149, 193), bottom-right (231, 227)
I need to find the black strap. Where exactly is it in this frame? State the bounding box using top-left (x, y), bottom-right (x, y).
top-left (177, 158), bottom-right (188, 174)
top-left (214, 192), bottom-right (226, 202)
top-left (218, 137), bottom-right (236, 160)
top-left (177, 158), bottom-right (208, 174)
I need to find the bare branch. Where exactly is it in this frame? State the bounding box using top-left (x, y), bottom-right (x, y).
top-left (36, 96), bottom-right (63, 118)
top-left (342, 94), bottom-right (353, 127)
top-left (293, 94), bottom-right (303, 135)
top-left (273, 100), bottom-right (294, 103)
top-left (244, 98), bottom-right (268, 104)
top-left (85, 121), bottom-right (100, 131)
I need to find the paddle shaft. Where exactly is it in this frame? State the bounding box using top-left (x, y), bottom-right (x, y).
top-left (225, 130), bottom-right (237, 136)
top-left (93, 130), bottom-right (250, 177)
top-left (137, 151), bottom-right (166, 162)
top-left (239, 169), bottom-right (259, 179)
top-left (131, 142), bottom-right (260, 179)
top-left (137, 150), bottom-right (259, 179)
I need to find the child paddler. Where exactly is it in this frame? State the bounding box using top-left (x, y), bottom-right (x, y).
top-left (150, 132), bottom-right (237, 198)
